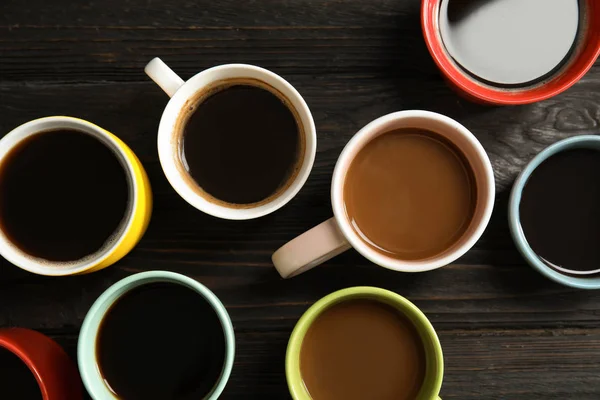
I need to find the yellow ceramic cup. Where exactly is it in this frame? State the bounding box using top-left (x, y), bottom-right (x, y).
top-left (0, 116), bottom-right (152, 276)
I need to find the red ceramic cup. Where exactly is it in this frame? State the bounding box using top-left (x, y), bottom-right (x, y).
top-left (0, 328), bottom-right (82, 400)
top-left (421, 0), bottom-right (600, 105)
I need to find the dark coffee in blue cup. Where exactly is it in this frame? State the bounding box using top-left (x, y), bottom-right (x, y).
top-left (509, 135), bottom-right (600, 289)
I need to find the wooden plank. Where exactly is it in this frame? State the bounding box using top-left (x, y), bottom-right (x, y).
top-left (0, 0), bottom-right (437, 82)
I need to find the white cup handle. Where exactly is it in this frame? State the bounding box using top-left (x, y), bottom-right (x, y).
top-left (272, 218), bottom-right (352, 278)
top-left (145, 57), bottom-right (185, 98)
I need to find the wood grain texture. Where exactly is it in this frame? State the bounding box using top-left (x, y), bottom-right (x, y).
top-left (1, 0), bottom-right (600, 398)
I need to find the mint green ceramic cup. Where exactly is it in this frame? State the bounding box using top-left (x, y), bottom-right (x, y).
top-left (286, 287), bottom-right (444, 400)
top-left (78, 271), bottom-right (235, 400)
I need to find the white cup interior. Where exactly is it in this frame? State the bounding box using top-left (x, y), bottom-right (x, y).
top-left (331, 110), bottom-right (495, 272)
top-left (157, 64), bottom-right (316, 220)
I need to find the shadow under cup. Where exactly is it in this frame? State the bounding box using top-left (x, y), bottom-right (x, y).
top-left (509, 135), bottom-right (600, 289)
top-left (78, 271), bottom-right (235, 400)
top-left (286, 287), bottom-right (443, 400)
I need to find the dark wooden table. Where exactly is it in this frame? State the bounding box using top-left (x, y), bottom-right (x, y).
top-left (1, 0), bottom-right (600, 399)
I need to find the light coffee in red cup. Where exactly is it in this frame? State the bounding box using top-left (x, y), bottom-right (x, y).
top-left (272, 111), bottom-right (495, 278)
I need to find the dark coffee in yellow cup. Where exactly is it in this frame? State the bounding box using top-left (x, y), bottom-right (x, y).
top-left (0, 129), bottom-right (129, 262)
top-left (0, 117), bottom-right (152, 276)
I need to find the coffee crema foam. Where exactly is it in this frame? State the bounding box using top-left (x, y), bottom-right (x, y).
top-left (173, 78), bottom-right (306, 209)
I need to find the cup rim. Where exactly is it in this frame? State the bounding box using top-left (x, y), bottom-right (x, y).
top-left (285, 287), bottom-right (444, 400)
top-left (509, 135), bottom-right (600, 289)
top-left (77, 270), bottom-right (235, 400)
top-left (331, 110), bottom-right (495, 273)
top-left (0, 116), bottom-right (139, 276)
top-left (157, 63), bottom-right (317, 220)
top-left (421, 0), bottom-right (600, 105)
top-left (0, 332), bottom-right (48, 399)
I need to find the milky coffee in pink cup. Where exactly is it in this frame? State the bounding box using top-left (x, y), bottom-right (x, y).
top-left (272, 111), bottom-right (495, 278)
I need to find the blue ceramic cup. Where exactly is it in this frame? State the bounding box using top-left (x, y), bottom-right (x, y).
top-left (78, 271), bottom-right (235, 399)
top-left (509, 135), bottom-right (600, 289)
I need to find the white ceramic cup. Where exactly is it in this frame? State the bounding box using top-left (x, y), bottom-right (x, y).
top-left (272, 110), bottom-right (495, 278)
top-left (145, 57), bottom-right (316, 220)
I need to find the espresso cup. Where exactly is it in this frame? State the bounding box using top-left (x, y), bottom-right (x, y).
top-left (273, 111), bottom-right (495, 278)
top-left (145, 57), bottom-right (316, 220)
top-left (78, 271), bottom-right (235, 400)
top-left (0, 117), bottom-right (152, 276)
top-left (286, 287), bottom-right (444, 399)
top-left (0, 328), bottom-right (82, 400)
top-left (422, 0), bottom-right (600, 105)
top-left (509, 135), bottom-right (600, 289)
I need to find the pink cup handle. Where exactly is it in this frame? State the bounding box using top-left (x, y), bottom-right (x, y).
top-left (272, 218), bottom-right (351, 278)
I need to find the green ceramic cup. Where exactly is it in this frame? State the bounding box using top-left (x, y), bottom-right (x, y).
top-left (286, 287), bottom-right (444, 400)
top-left (77, 271), bottom-right (235, 400)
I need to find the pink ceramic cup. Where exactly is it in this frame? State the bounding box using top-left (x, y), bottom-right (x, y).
top-left (272, 111), bottom-right (495, 278)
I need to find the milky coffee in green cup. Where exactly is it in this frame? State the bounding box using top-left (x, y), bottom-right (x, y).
top-left (286, 287), bottom-right (443, 399)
